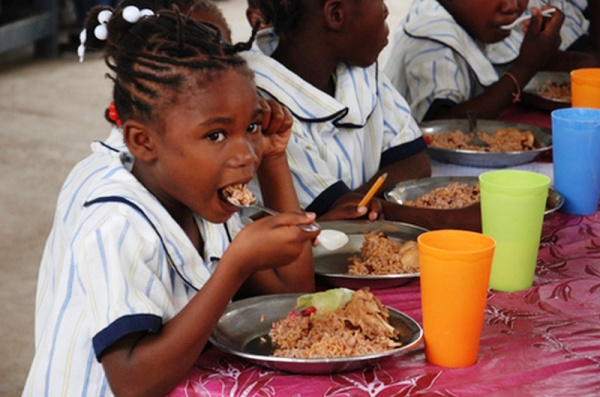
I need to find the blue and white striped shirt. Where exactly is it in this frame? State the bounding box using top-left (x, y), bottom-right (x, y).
top-left (383, 0), bottom-right (499, 121)
top-left (23, 129), bottom-right (240, 397)
top-left (243, 30), bottom-right (425, 215)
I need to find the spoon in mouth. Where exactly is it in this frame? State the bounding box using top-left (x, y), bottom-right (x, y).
top-left (223, 184), bottom-right (348, 250)
top-left (501, 7), bottom-right (556, 30)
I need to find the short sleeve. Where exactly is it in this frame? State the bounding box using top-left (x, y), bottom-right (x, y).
top-left (407, 55), bottom-right (471, 121)
top-left (78, 208), bottom-right (175, 359)
top-left (284, 123), bottom-right (351, 210)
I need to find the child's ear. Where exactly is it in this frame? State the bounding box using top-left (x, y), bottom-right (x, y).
top-left (122, 120), bottom-right (158, 163)
top-left (323, 0), bottom-right (344, 30)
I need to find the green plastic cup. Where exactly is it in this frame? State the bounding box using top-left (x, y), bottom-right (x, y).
top-left (479, 170), bottom-right (550, 292)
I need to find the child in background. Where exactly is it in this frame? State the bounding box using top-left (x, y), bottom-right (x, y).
top-left (242, 0), bottom-right (481, 231)
top-left (384, 0), bottom-right (600, 122)
top-left (489, 0), bottom-right (598, 66)
top-left (23, 1), bottom-right (318, 396)
top-left (383, 0), bottom-right (566, 122)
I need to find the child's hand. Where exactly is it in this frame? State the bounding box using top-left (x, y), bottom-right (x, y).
top-left (226, 212), bottom-right (319, 274)
top-left (518, 7), bottom-right (563, 71)
top-left (318, 193), bottom-right (384, 222)
top-left (259, 98), bottom-right (293, 158)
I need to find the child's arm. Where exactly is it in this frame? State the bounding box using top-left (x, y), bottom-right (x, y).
top-left (318, 150), bottom-right (432, 222)
top-left (237, 99), bottom-right (317, 296)
top-left (101, 212), bottom-right (318, 396)
top-left (430, 9), bottom-right (564, 120)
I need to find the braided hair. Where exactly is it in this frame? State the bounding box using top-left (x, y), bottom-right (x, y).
top-left (82, 0), bottom-right (254, 128)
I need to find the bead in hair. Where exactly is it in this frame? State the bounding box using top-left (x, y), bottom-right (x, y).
top-left (78, 6), bottom-right (155, 63)
top-left (123, 6), bottom-right (155, 24)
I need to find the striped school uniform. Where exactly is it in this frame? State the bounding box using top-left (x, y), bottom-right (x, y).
top-left (382, 0), bottom-right (500, 122)
top-left (23, 128), bottom-right (240, 397)
top-left (243, 29), bottom-right (426, 215)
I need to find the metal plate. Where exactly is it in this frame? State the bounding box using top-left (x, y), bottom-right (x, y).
top-left (313, 220), bottom-right (428, 289)
top-left (210, 293), bottom-right (423, 374)
top-left (384, 176), bottom-right (564, 215)
top-left (420, 119), bottom-right (552, 167)
top-left (522, 71), bottom-right (571, 111)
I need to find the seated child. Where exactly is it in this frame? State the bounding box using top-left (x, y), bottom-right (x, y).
top-left (23, 2), bottom-right (319, 396)
top-left (242, 0), bottom-right (480, 231)
top-left (488, 0), bottom-right (598, 64)
top-left (383, 0), bottom-right (574, 122)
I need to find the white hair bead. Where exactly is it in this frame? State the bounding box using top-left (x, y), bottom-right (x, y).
top-left (97, 10), bottom-right (112, 25)
top-left (123, 5), bottom-right (142, 23)
top-left (94, 24), bottom-right (108, 41)
top-left (78, 44), bottom-right (86, 63)
top-left (79, 29), bottom-right (87, 44)
top-left (140, 9), bottom-right (155, 18)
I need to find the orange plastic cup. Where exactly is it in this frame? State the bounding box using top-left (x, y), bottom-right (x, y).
top-left (571, 68), bottom-right (600, 109)
top-left (418, 230), bottom-right (496, 368)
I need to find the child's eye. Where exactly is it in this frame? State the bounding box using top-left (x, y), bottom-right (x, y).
top-left (247, 122), bottom-right (261, 134)
top-left (206, 131), bottom-right (226, 142)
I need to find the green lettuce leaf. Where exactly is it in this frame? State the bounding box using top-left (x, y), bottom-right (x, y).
top-left (296, 288), bottom-right (354, 313)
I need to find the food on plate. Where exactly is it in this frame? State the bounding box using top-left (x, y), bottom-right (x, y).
top-left (269, 288), bottom-right (402, 358)
top-left (425, 128), bottom-right (535, 152)
top-left (404, 182), bottom-right (480, 209)
top-left (536, 80), bottom-right (571, 102)
top-left (222, 183), bottom-right (255, 206)
top-left (348, 230), bottom-right (419, 275)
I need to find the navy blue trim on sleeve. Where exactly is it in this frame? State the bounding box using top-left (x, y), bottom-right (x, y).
top-left (306, 180), bottom-right (352, 217)
top-left (380, 137), bottom-right (428, 169)
top-left (422, 98), bottom-right (457, 122)
top-left (93, 314), bottom-right (163, 361)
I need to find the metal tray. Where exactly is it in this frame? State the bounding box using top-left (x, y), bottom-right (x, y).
top-left (210, 293), bottom-right (423, 374)
top-left (522, 71), bottom-right (571, 111)
top-left (384, 176), bottom-right (563, 215)
top-left (420, 119), bottom-right (552, 167)
top-left (313, 220), bottom-right (427, 289)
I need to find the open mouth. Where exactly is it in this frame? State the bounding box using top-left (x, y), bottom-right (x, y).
top-left (219, 183), bottom-right (256, 207)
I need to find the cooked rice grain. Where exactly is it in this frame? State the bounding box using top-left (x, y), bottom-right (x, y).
top-left (348, 231), bottom-right (419, 275)
top-left (270, 289), bottom-right (401, 358)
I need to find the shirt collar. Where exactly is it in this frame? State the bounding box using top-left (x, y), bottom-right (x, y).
top-left (88, 131), bottom-right (235, 290)
top-left (246, 29), bottom-right (379, 127)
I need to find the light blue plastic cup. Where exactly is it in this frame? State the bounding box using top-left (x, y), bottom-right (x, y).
top-left (551, 108), bottom-right (600, 215)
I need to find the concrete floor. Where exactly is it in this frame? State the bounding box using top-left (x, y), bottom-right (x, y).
top-left (0, 1), bottom-right (410, 395)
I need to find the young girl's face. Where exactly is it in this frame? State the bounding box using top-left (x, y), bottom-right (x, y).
top-left (150, 69), bottom-right (264, 223)
top-left (444, 0), bottom-right (528, 43)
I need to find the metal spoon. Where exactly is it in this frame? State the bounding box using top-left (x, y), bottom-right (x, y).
top-left (466, 111), bottom-right (489, 147)
top-left (500, 7), bottom-right (556, 30)
top-left (235, 203), bottom-right (349, 250)
top-left (236, 203), bottom-right (319, 232)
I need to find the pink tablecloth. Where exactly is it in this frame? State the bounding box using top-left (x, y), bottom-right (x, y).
top-left (170, 210), bottom-right (600, 397)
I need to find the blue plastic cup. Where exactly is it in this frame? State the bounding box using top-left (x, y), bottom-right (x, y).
top-left (551, 108), bottom-right (600, 215)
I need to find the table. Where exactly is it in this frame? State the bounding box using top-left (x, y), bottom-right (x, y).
top-left (169, 208), bottom-right (600, 396)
